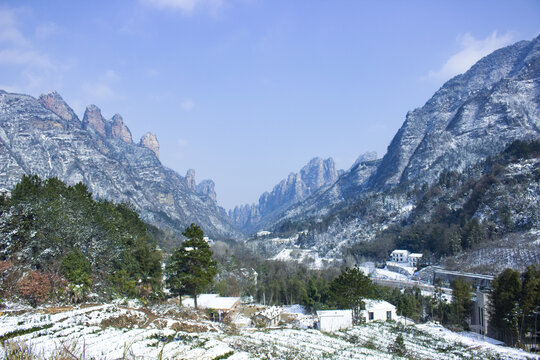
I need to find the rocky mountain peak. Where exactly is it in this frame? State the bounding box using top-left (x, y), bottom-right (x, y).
top-left (38, 91), bottom-right (80, 125)
top-left (368, 34), bottom-right (540, 190)
top-left (0, 90), bottom-right (239, 240)
top-left (230, 157), bottom-right (340, 232)
top-left (185, 169), bottom-right (196, 190)
top-left (82, 104), bottom-right (107, 137)
top-left (111, 114), bottom-right (133, 143)
top-left (139, 132), bottom-right (159, 159)
top-left (351, 152), bottom-right (378, 168)
top-left (197, 180), bottom-right (217, 202)
top-left (300, 157), bottom-right (338, 191)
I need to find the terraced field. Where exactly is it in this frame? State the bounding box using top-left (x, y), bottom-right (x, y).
top-left (0, 304), bottom-right (536, 359)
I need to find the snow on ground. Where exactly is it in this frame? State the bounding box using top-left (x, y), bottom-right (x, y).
top-left (269, 248), bottom-right (335, 269)
top-left (1, 304), bottom-right (537, 359)
top-left (372, 268), bottom-right (410, 281)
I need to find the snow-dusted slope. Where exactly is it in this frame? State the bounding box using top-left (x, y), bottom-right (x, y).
top-left (262, 35), bottom-right (540, 250)
top-left (370, 34), bottom-right (540, 189)
top-left (0, 304), bottom-right (534, 359)
top-left (0, 91), bottom-right (240, 239)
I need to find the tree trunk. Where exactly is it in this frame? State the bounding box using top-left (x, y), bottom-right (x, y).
top-left (194, 291), bottom-right (198, 309)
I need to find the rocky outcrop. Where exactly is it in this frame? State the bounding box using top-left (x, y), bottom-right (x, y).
top-left (197, 180), bottom-right (217, 202)
top-left (38, 91), bottom-right (79, 125)
top-left (140, 132), bottom-right (159, 159)
top-left (82, 104), bottom-right (107, 137)
top-left (368, 35), bottom-right (540, 189)
top-left (185, 169), bottom-right (196, 191)
top-left (230, 157), bottom-right (339, 232)
top-left (0, 90), bottom-right (240, 240)
top-left (111, 114), bottom-right (132, 143)
top-left (184, 169), bottom-right (217, 202)
top-left (261, 35), bottom-right (540, 255)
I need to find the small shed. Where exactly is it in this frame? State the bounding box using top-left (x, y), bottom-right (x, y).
top-left (316, 310), bottom-right (353, 332)
top-left (182, 294), bottom-right (240, 321)
top-left (360, 300), bottom-right (396, 323)
top-left (254, 306), bottom-right (282, 327)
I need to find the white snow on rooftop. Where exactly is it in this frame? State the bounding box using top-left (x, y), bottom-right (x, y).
top-left (182, 294), bottom-right (240, 310)
top-left (363, 299), bottom-right (396, 311)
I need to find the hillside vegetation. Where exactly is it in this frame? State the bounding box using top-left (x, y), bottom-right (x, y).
top-left (0, 175), bottom-right (162, 303)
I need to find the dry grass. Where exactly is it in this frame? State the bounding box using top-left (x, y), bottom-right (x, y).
top-left (1, 340), bottom-right (38, 360)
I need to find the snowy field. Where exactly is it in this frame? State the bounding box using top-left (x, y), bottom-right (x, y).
top-left (1, 303), bottom-right (538, 360)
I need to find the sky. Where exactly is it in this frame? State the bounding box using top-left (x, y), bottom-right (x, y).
top-left (0, 1), bottom-right (539, 209)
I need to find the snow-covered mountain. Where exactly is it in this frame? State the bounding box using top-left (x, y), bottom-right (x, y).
top-left (369, 34), bottom-right (540, 189)
top-left (229, 157), bottom-right (339, 233)
top-left (0, 90), bottom-right (240, 239)
top-left (258, 34), bottom-right (540, 257)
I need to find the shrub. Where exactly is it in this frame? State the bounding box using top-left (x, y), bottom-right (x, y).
top-left (17, 270), bottom-right (51, 307)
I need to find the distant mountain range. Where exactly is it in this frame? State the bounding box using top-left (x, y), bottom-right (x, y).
top-left (253, 34), bottom-right (540, 235)
top-left (0, 34), bottom-right (538, 261)
top-left (0, 90), bottom-right (240, 240)
top-left (229, 157), bottom-right (341, 233)
top-left (230, 34), bottom-right (540, 269)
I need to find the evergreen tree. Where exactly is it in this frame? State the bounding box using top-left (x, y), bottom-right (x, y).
top-left (490, 268), bottom-right (522, 345)
top-left (0, 174), bottom-right (163, 300)
top-left (165, 223), bottom-right (217, 308)
top-left (390, 333), bottom-right (407, 356)
top-left (450, 278), bottom-right (473, 328)
top-left (61, 249), bottom-right (92, 287)
top-left (519, 265), bottom-right (540, 348)
top-left (329, 266), bottom-right (375, 322)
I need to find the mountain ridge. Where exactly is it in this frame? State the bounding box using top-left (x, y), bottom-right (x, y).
top-left (229, 157), bottom-right (340, 233)
top-left (254, 34), bottom-right (540, 256)
top-left (0, 90), bottom-right (240, 241)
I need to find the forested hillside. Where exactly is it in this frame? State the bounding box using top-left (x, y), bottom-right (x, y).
top-left (0, 175), bottom-right (162, 303)
top-left (346, 140), bottom-right (540, 271)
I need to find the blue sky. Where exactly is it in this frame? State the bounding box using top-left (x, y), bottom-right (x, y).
top-left (0, 1), bottom-right (539, 209)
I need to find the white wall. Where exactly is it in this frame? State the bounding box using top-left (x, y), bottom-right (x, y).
top-left (361, 306), bottom-right (396, 322)
top-left (317, 310), bottom-right (353, 332)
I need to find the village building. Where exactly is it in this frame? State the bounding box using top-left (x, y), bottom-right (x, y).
top-left (182, 294), bottom-right (240, 321)
top-left (408, 253), bottom-right (423, 267)
top-left (360, 300), bottom-right (397, 323)
top-left (254, 306), bottom-right (282, 327)
top-left (316, 310), bottom-right (353, 332)
top-left (470, 290), bottom-right (490, 336)
top-left (390, 249), bottom-right (423, 268)
top-left (390, 249), bottom-right (409, 263)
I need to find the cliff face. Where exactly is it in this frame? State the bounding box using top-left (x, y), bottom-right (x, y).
top-left (258, 35), bottom-right (540, 258)
top-left (140, 132), bottom-right (159, 159)
top-left (368, 35), bottom-right (540, 189)
top-left (0, 90), bottom-right (240, 240)
top-left (230, 157), bottom-right (339, 233)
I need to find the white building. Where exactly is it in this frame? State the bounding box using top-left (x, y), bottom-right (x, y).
top-left (390, 250), bottom-right (423, 268)
top-left (360, 300), bottom-right (397, 323)
top-left (408, 253), bottom-right (423, 267)
top-left (182, 294), bottom-right (240, 321)
top-left (255, 306), bottom-right (282, 327)
top-left (390, 250), bottom-right (409, 263)
top-left (317, 310), bottom-right (353, 332)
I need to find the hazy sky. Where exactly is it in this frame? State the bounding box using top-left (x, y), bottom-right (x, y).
top-left (0, 1), bottom-right (539, 209)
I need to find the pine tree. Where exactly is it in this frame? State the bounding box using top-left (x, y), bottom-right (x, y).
top-left (390, 333), bottom-right (407, 356)
top-left (165, 223), bottom-right (217, 308)
top-left (490, 268), bottom-right (522, 345)
top-left (329, 266), bottom-right (375, 323)
top-left (451, 278), bottom-right (473, 328)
